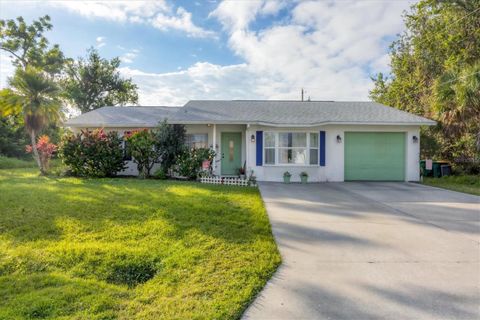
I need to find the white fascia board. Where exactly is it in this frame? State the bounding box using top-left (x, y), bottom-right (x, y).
top-left (66, 120), bottom-right (436, 128)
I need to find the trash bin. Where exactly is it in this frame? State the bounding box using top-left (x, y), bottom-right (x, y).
top-left (432, 161), bottom-right (449, 178)
top-left (440, 165), bottom-right (452, 177)
top-left (420, 160), bottom-right (433, 177)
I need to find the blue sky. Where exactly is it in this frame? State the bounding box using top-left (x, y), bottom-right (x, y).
top-left (0, 0), bottom-right (414, 106)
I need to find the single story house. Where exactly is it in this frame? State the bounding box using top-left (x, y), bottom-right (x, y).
top-left (66, 100), bottom-right (435, 182)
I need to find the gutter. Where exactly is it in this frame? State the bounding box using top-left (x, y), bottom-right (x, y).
top-left (65, 119), bottom-right (436, 128)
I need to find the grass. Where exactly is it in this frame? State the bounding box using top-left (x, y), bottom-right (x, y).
top-left (422, 175), bottom-right (480, 196)
top-left (0, 156), bottom-right (36, 169)
top-left (0, 168), bottom-right (281, 319)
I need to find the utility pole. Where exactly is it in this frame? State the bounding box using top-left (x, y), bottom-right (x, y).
top-left (301, 88), bottom-right (304, 101)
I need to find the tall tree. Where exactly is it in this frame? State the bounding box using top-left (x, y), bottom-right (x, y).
top-left (0, 15), bottom-right (65, 75)
top-left (0, 67), bottom-right (62, 173)
top-left (0, 15), bottom-right (65, 168)
top-left (370, 0), bottom-right (480, 165)
top-left (63, 48), bottom-right (138, 113)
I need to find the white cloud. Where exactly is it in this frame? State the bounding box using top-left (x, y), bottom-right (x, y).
top-left (96, 36), bottom-right (106, 48)
top-left (210, 0), bottom-right (286, 30)
top-left (210, 0), bottom-right (413, 101)
top-left (72, 0), bottom-right (412, 105)
top-left (119, 62), bottom-right (263, 106)
top-left (51, 0), bottom-right (168, 22)
top-left (152, 7), bottom-right (216, 38)
top-left (1, 1), bottom-right (412, 105)
top-left (51, 0), bottom-right (215, 38)
top-left (120, 49), bottom-right (139, 64)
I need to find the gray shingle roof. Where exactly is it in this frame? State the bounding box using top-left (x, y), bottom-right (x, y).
top-left (66, 106), bottom-right (181, 127)
top-left (65, 101), bottom-right (435, 128)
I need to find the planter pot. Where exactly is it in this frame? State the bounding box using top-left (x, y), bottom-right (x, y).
top-left (283, 176), bottom-right (291, 184)
top-left (300, 176), bottom-right (308, 184)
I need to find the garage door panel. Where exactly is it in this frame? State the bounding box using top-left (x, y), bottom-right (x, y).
top-left (345, 132), bottom-right (405, 181)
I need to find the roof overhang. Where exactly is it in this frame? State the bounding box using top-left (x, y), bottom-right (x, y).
top-left (65, 120), bottom-right (436, 128)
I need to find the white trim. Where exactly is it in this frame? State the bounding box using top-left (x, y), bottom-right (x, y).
top-left (263, 131), bottom-right (320, 166)
top-left (212, 124), bottom-right (217, 172)
top-left (66, 120), bottom-right (436, 128)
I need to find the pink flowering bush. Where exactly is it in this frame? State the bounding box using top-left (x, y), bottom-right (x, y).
top-left (59, 129), bottom-right (126, 177)
top-left (25, 135), bottom-right (57, 174)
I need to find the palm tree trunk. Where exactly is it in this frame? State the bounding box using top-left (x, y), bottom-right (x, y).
top-left (29, 129), bottom-right (43, 173)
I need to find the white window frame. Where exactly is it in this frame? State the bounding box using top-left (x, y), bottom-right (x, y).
top-left (186, 133), bottom-right (208, 149)
top-left (263, 131), bottom-right (320, 166)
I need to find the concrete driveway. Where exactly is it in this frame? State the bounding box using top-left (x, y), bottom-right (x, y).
top-left (243, 182), bottom-right (480, 320)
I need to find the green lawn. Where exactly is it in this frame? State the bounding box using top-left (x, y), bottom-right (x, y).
top-left (0, 168), bottom-right (280, 319)
top-left (423, 175), bottom-right (480, 196)
top-left (0, 156), bottom-right (37, 169)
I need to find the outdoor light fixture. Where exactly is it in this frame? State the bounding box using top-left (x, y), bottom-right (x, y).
top-left (336, 135), bottom-right (342, 143)
top-left (412, 135), bottom-right (419, 143)
top-left (251, 134), bottom-right (256, 142)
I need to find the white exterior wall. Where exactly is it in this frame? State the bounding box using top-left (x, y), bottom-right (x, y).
top-left (71, 124), bottom-right (247, 176)
top-left (70, 124), bottom-right (420, 181)
top-left (246, 124), bottom-right (421, 182)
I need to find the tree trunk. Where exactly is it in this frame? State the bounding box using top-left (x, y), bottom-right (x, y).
top-left (29, 129), bottom-right (43, 174)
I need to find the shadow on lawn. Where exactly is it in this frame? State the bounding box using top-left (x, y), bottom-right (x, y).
top-left (0, 175), bottom-right (266, 245)
top-left (0, 272), bottom-right (128, 319)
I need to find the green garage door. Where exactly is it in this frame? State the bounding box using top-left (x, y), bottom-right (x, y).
top-left (345, 132), bottom-right (406, 181)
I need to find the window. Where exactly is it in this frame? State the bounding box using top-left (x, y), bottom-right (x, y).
top-left (309, 133), bottom-right (319, 165)
top-left (263, 132), bottom-right (319, 165)
top-left (264, 132), bottom-right (276, 164)
top-left (278, 133), bottom-right (307, 164)
top-left (186, 134), bottom-right (208, 149)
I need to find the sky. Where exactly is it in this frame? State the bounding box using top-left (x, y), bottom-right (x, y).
top-left (0, 0), bottom-right (415, 106)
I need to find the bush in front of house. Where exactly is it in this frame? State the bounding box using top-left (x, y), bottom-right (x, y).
top-left (125, 129), bottom-right (160, 178)
top-left (176, 147), bottom-right (215, 179)
top-left (155, 120), bottom-right (186, 176)
top-left (59, 129), bottom-right (126, 177)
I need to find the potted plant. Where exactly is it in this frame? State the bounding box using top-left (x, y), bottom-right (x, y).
top-left (238, 161), bottom-right (247, 179)
top-left (283, 171), bottom-right (291, 184)
top-left (300, 171), bottom-right (308, 184)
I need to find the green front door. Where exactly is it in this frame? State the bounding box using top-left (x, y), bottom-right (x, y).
top-left (221, 132), bottom-right (242, 175)
top-left (344, 132), bottom-right (406, 181)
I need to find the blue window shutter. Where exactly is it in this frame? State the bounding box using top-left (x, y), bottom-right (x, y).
top-left (320, 131), bottom-right (326, 166)
top-left (256, 131), bottom-right (263, 166)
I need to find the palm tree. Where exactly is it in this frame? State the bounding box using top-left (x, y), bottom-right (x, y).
top-left (0, 67), bottom-right (62, 173)
top-left (434, 64), bottom-right (480, 128)
top-left (433, 63), bottom-right (480, 161)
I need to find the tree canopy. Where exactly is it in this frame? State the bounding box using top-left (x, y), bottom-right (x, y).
top-left (370, 0), bottom-right (480, 166)
top-left (0, 15), bottom-right (139, 173)
top-left (0, 15), bottom-right (65, 75)
top-left (1, 67), bottom-right (62, 172)
top-left (63, 48), bottom-right (139, 113)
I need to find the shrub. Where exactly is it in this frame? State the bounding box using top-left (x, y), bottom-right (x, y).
top-left (0, 116), bottom-right (30, 159)
top-left (176, 147), bottom-right (215, 179)
top-left (125, 129), bottom-right (159, 178)
top-left (25, 135), bottom-right (57, 174)
top-left (153, 167), bottom-right (168, 180)
top-left (155, 120), bottom-right (186, 176)
top-left (59, 129), bottom-right (126, 177)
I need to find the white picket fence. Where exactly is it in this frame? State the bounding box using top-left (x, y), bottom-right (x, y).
top-left (200, 176), bottom-right (257, 187)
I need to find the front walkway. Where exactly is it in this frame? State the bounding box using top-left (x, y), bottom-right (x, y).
top-left (243, 182), bottom-right (480, 320)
